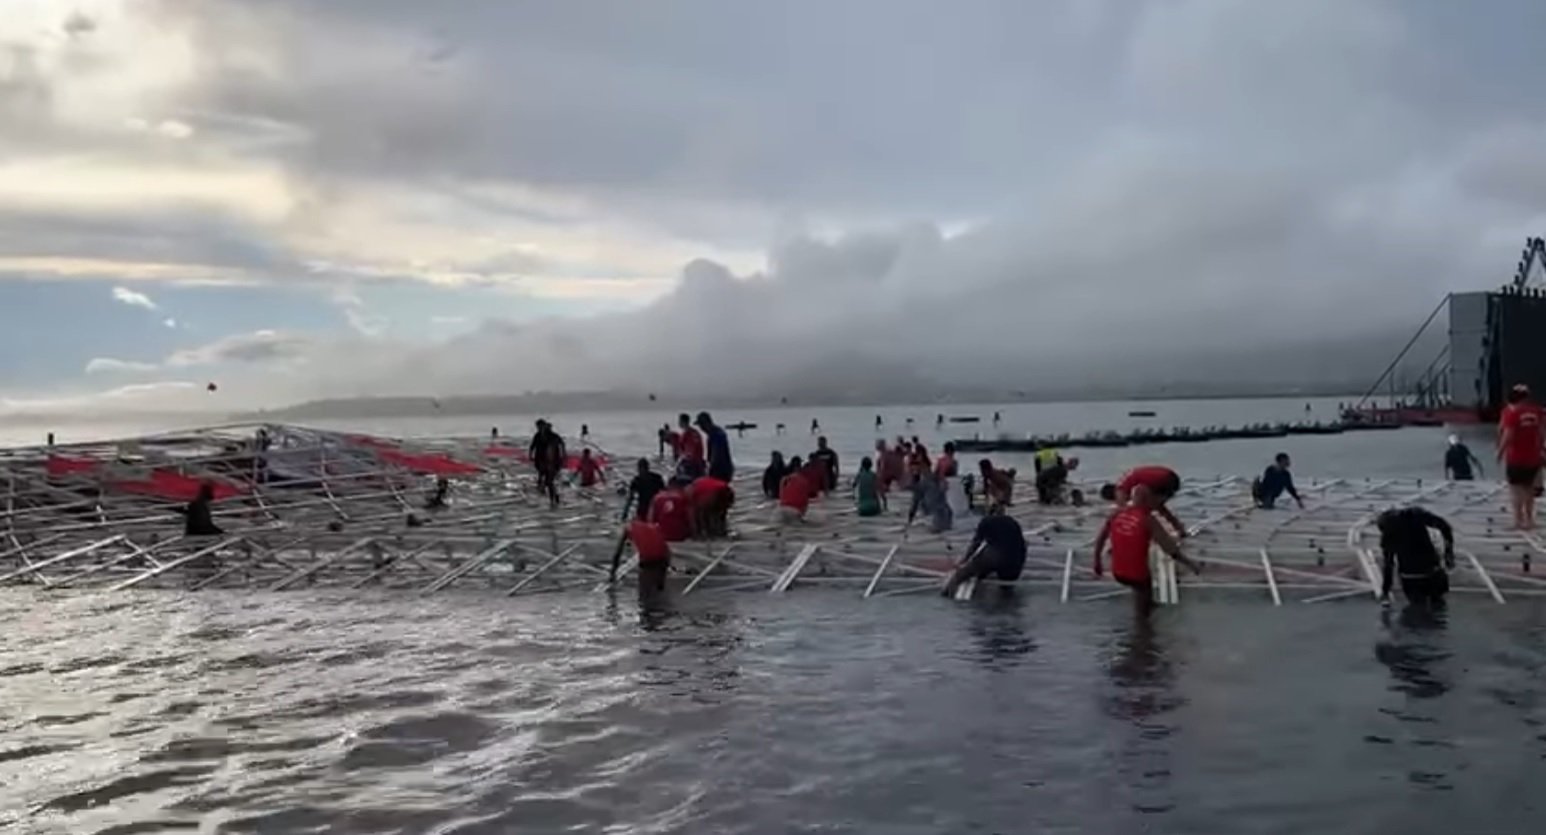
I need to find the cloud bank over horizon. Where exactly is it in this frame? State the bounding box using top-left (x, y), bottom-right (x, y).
top-left (2, 0), bottom-right (1544, 415)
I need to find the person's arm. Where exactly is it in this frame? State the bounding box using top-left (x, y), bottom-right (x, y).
top-left (1158, 504), bottom-right (1187, 538)
top-left (1149, 515), bottom-right (1201, 574)
top-left (1469, 449), bottom-right (1484, 477)
top-left (1285, 473), bottom-right (1304, 508)
top-left (1092, 513), bottom-right (1112, 576)
top-left (963, 525), bottom-right (985, 568)
top-left (1498, 419), bottom-right (1513, 463)
top-left (1419, 509), bottom-right (1456, 568)
top-left (1379, 540), bottom-right (1395, 602)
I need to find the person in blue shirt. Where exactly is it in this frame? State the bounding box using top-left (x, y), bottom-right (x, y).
top-left (696, 411), bottom-right (734, 482)
top-left (1252, 453), bottom-right (1304, 509)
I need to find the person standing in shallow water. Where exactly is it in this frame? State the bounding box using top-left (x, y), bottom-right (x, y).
top-left (1498, 383), bottom-right (1545, 530)
top-left (697, 411), bottom-right (734, 482)
top-left (763, 451), bottom-right (788, 499)
top-left (627, 458), bottom-right (665, 521)
top-left (853, 457), bottom-right (882, 517)
top-left (810, 436), bottom-right (839, 494)
top-left (528, 419), bottom-right (565, 509)
top-left (1444, 435), bottom-right (1482, 481)
top-left (1094, 500), bottom-right (1201, 618)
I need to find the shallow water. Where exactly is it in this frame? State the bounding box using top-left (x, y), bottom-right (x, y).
top-left (4, 588), bottom-right (1545, 834)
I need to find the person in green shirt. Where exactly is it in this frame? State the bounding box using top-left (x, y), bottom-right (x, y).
top-left (854, 456), bottom-right (883, 517)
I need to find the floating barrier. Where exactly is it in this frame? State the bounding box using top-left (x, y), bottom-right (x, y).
top-left (0, 424), bottom-right (1527, 605)
top-left (954, 419), bottom-right (1414, 453)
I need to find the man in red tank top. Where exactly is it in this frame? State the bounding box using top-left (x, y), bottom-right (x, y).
top-left (1093, 504), bottom-right (1200, 617)
top-left (1101, 465), bottom-right (1186, 535)
top-left (1498, 384), bottom-right (1545, 530)
top-left (649, 485), bottom-right (692, 543)
top-left (628, 519), bottom-right (672, 593)
top-left (688, 476), bottom-right (734, 538)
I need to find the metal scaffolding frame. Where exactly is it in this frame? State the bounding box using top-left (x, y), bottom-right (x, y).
top-left (0, 423), bottom-right (1530, 604)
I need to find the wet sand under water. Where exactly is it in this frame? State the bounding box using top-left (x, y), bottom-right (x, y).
top-left (3, 588), bottom-right (1546, 834)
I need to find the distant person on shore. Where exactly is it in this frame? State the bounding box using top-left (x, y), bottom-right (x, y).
top-left (777, 457), bottom-right (814, 524)
top-left (763, 451), bottom-right (788, 499)
top-left (697, 411), bottom-right (734, 482)
top-left (1377, 506), bottom-right (1454, 611)
top-left (1252, 453), bottom-right (1304, 510)
top-left (810, 436), bottom-right (839, 493)
top-left (1102, 466), bottom-right (1186, 535)
top-left (528, 419), bottom-right (565, 508)
top-left (576, 449), bottom-right (605, 488)
top-left (1498, 383), bottom-right (1544, 530)
top-left (1094, 499), bottom-right (1201, 618)
top-left (675, 413), bottom-right (705, 480)
top-left (942, 503), bottom-right (1026, 598)
top-left (854, 457), bottom-right (882, 517)
top-left (627, 459), bottom-right (665, 520)
top-left (182, 482), bottom-right (223, 537)
top-left (688, 476), bottom-right (734, 538)
top-left (1444, 435), bottom-right (1483, 481)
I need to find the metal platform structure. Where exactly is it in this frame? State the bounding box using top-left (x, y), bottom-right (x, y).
top-left (0, 424), bottom-right (1538, 604)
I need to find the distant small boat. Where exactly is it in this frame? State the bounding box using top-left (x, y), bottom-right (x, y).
top-left (947, 416), bottom-right (981, 424)
top-left (727, 422), bottom-right (758, 431)
top-left (1128, 410), bottom-right (1157, 418)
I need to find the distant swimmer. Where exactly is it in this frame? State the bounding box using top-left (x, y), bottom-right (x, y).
top-left (942, 503), bottom-right (1026, 598)
top-left (935, 414), bottom-right (944, 429)
top-left (810, 418), bottom-right (820, 435)
top-left (993, 411), bottom-right (1002, 427)
top-left (1444, 435), bottom-right (1482, 481)
top-left (905, 417), bottom-right (914, 428)
top-left (581, 423), bottom-right (591, 441)
top-left (875, 414), bottom-right (884, 431)
top-left (1252, 453), bottom-right (1304, 510)
top-left (1094, 500), bottom-right (1201, 618)
top-left (775, 422), bottom-right (787, 435)
top-left (491, 426), bottom-right (499, 440)
top-left (1376, 506), bottom-right (1454, 611)
top-left (1498, 383), bottom-right (1544, 530)
top-left (1102, 465), bottom-right (1185, 536)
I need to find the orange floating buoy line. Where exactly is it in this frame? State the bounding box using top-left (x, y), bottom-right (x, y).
top-left (0, 425), bottom-right (1521, 605)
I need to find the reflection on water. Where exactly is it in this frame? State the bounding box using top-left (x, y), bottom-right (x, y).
top-left (2, 589), bottom-right (1545, 834)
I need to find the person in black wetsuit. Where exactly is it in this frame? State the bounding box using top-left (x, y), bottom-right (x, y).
top-left (1252, 453), bottom-right (1303, 509)
top-left (810, 436), bottom-right (839, 494)
top-left (528, 419), bottom-right (565, 508)
top-left (942, 504), bottom-right (1026, 597)
top-left (1444, 435), bottom-right (1482, 481)
top-left (627, 458), bottom-right (665, 521)
top-left (1377, 506), bottom-right (1455, 610)
top-left (762, 451), bottom-right (788, 499)
top-left (182, 482), bottom-right (223, 536)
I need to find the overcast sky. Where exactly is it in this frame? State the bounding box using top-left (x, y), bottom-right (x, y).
top-left (2, 0), bottom-right (1544, 415)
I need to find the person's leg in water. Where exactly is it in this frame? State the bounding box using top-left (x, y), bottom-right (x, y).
top-left (541, 465), bottom-right (561, 508)
top-left (1118, 576), bottom-right (1155, 619)
top-left (1507, 466), bottom-right (1536, 529)
top-left (638, 559), bottom-right (668, 596)
top-left (942, 545), bottom-right (1000, 597)
top-left (1400, 571), bottom-right (1449, 611)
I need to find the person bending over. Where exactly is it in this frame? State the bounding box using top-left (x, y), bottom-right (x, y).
top-left (942, 504), bottom-right (1027, 597)
top-left (1376, 506), bottom-right (1454, 611)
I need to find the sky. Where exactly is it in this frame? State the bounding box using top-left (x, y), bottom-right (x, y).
top-left (2, 0), bottom-right (1545, 416)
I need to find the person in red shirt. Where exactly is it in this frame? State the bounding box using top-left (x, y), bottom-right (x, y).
top-left (688, 476), bottom-right (735, 538)
top-left (1101, 465), bottom-right (1186, 536)
top-left (675, 413), bottom-right (705, 480)
top-left (1093, 503), bottom-right (1201, 617)
top-left (628, 519), bottom-right (672, 593)
top-left (1498, 383), bottom-right (1545, 530)
top-left (777, 460), bottom-right (814, 524)
top-left (576, 448), bottom-right (605, 488)
top-left (649, 484), bottom-right (692, 543)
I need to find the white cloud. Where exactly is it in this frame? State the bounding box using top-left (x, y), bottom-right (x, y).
top-left (166, 329), bottom-right (313, 367)
top-left (111, 285), bottom-right (158, 310)
top-left (430, 315), bottom-right (468, 325)
top-left (163, 317), bottom-right (179, 329)
top-left (85, 357), bottom-right (159, 374)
